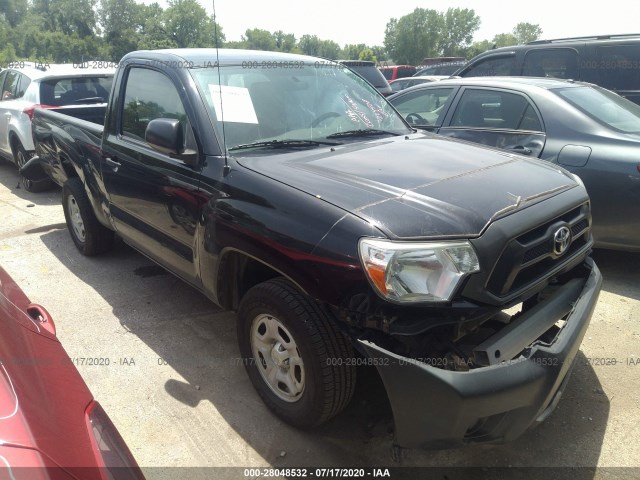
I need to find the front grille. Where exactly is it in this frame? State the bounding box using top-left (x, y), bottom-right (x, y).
top-left (487, 203), bottom-right (591, 297)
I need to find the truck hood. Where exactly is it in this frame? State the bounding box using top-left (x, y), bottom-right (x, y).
top-left (234, 133), bottom-right (578, 238)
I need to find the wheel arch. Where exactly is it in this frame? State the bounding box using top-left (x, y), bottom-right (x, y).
top-left (58, 152), bottom-right (80, 180)
top-left (8, 131), bottom-right (22, 161)
top-left (8, 126), bottom-right (33, 157)
top-left (215, 247), bottom-right (311, 311)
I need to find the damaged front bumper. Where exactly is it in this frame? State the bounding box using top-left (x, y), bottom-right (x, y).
top-left (358, 259), bottom-right (602, 449)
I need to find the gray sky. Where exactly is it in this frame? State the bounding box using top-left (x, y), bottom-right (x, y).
top-left (144, 0), bottom-right (640, 47)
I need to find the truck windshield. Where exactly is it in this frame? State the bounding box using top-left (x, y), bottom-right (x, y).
top-left (190, 63), bottom-right (410, 151)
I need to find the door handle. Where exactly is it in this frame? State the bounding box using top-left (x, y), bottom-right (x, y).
top-left (104, 157), bottom-right (121, 171)
top-left (26, 304), bottom-right (56, 336)
top-left (507, 145), bottom-right (533, 156)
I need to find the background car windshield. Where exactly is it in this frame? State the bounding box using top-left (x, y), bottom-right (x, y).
top-left (555, 86), bottom-right (640, 133)
top-left (190, 64), bottom-right (408, 150)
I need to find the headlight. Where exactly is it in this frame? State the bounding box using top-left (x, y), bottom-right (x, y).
top-left (358, 238), bottom-right (480, 303)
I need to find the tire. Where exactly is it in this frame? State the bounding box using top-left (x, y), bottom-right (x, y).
top-left (13, 141), bottom-right (54, 193)
top-left (62, 177), bottom-right (115, 256)
top-left (237, 278), bottom-right (356, 428)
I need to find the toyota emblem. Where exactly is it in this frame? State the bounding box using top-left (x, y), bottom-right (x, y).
top-left (553, 226), bottom-right (572, 256)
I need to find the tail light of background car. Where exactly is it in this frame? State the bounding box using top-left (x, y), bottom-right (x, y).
top-left (23, 105), bottom-right (55, 121)
top-left (84, 401), bottom-right (145, 480)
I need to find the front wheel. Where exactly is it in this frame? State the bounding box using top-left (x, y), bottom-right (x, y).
top-left (237, 278), bottom-right (356, 428)
top-left (62, 178), bottom-right (115, 256)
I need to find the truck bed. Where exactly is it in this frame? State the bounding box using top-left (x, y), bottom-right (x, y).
top-left (32, 106), bottom-right (106, 187)
top-left (41, 105), bottom-right (107, 131)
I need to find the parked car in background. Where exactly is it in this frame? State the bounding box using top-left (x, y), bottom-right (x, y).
top-left (415, 61), bottom-right (466, 76)
top-left (455, 34), bottom-right (640, 105)
top-left (0, 63), bottom-right (114, 191)
top-left (379, 65), bottom-right (417, 81)
top-left (389, 75), bottom-right (447, 93)
top-left (338, 60), bottom-right (393, 96)
top-left (0, 266), bottom-right (144, 478)
top-left (389, 76), bottom-right (640, 251)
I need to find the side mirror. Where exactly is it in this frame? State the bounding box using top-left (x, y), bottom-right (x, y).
top-left (145, 118), bottom-right (184, 156)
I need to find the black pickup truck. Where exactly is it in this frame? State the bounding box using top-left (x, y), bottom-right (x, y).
top-left (27, 48), bottom-right (602, 450)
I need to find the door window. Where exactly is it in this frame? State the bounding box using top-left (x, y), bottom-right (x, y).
top-left (450, 89), bottom-right (542, 131)
top-left (463, 56), bottom-right (517, 77)
top-left (121, 68), bottom-right (188, 142)
top-left (593, 45), bottom-right (640, 91)
top-left (391, 87), bottom-right (455, 126)
top-left (523, 48), bottom-right (579, 79)
top-left (16, 74), bottom-right (31, 98)
top-left (1, 71), bottom-right (20, 100)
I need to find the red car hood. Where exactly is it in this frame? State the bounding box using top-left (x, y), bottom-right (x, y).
top-left (0, 267), bottom-right (99, 477)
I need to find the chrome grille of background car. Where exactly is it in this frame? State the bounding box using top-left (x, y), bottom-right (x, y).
top-left (487, 203), bottom-right (591, 297)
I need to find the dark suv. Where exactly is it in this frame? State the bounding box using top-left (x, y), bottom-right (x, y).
top-left (415, 61), bottom-right (466, 76)
top-left (339, 60), bottom-right (393, 96)
top-left (455, 34), bottom-right (640, 105)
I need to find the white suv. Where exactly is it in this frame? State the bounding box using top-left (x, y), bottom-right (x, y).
top-left (0, 63), bottom-right (114, 191)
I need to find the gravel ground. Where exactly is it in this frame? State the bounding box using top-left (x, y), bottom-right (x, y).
top-left (1, 161), bottom-right (638, 479)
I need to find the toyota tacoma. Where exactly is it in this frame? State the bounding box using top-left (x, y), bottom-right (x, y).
top-left (26, 48), bottom-right (602, 450)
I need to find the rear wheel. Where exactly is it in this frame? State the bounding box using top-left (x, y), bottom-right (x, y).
top-left (13, 141), bottom-right (53, 192)
top-left (62, 178), bottom-right (114, 256)
top-left (237, 278), bottom-right (356, 428)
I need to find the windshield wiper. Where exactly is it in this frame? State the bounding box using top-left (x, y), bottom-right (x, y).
top-left (326, 129), bottom-right (398, 139)
top-left (229, 139), bottom-right (339, 151)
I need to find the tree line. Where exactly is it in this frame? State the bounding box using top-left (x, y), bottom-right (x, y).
top-left (0, 1), bottom-right (542, 66)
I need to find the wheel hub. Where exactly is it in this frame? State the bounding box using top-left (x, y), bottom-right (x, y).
top-left (251, 314), bottom-right (305, 402)
top-left (67, 195), bottom-right (85, 242)
top-left (270, 342), bottom-right (289, 368)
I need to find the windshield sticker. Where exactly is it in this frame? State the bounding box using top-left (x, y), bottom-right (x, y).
top-left (362, 99), bottom-right (388, 123)
top-left (342, 94), bottom-right (374, 128)
top-left (208, 85), bottom-right (258, 124)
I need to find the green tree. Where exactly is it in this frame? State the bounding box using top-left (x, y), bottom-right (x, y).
top-left (466, 39), bottom-right (492, 58)
top-left (273, 30), bottom-right (296, 52)
top-left (224, 40), bottom-right (248, 49)
top-left (298, 35), bottom-right (340, 58)
top-left (242, 28), bottom-right (276, 51)
top-left (439, 8), bottom-right (480, 56)
top-left (358, 48), bottom-right (376, 63)
top-left (383, 18), bottom-right (397, 61)
top-left (384, 8), bottom-right (443, 64)
top-left (341, 43), bottom-right (367, 60)
top-left (513, 22), bottom-right (542, 44)
top-left (298, 34), bottom-right (321, 56)
top-left (138, 3), bottom-right (176, 50)
top-left (0, 0), bottom-right (28, 27)
top-left (99, 0), bottom-right (144, 60)
top-left (0, 42), bottom-right (18, 67)
top-left (32, 0), bottom-right (98, 37)
top-left (492, 32), bottom-right (518, 48)
top-left (164, 0), bottom-right (224, 48)
top-left (317, 39), bottom-right (340, 59)
top-left (371, 45), bottom-right (388, 62)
